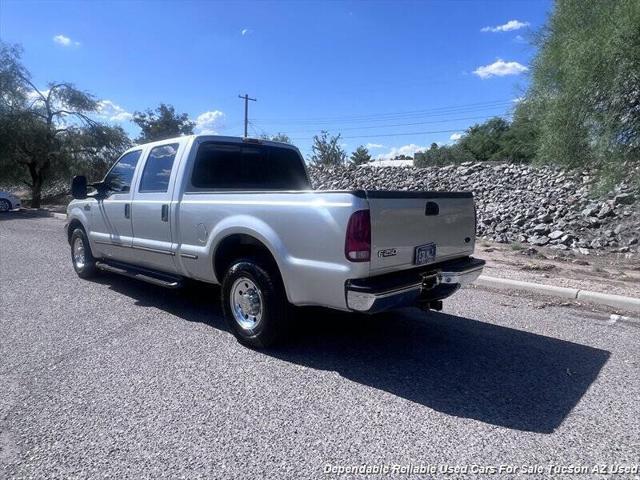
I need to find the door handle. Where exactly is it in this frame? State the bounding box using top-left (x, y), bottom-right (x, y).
top-left (124, 204), bottom-right (130, 219)
top-left (161, 204), bottom-right (169, 222)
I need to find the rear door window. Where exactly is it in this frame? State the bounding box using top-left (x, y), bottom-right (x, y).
top-left (139, 144), bottom-right (179, 193)
top-left (190, 143), bottom-right (310, 190)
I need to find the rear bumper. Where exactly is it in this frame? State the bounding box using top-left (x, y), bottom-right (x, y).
top-left (345, 256), bottom-right (485, 313)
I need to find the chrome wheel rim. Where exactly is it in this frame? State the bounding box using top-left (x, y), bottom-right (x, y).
top-left (73, 237), bottom-right (86, 269)
top-left (0, 200), bottom-right (9, 212)
top-left (230, 277), bottom-right (264, 330)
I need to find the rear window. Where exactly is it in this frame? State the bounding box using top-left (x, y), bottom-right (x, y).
top-left (139, 144), bottom-right (179, 193)
top-left (190, 142), bottom-right (310, 190)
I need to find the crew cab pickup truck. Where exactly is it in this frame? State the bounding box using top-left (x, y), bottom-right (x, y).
top-left (66, 135), bottom-right (484, 347)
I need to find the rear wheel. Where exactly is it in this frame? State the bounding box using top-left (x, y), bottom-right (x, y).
top-left (70, 228), bottom-right (97, 279)
top-left (221, 258), bottom-right (290, 348)
top-left (0, 199), bottom-right (11, 212)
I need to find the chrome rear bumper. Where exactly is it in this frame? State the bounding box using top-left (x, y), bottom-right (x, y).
top-left (345, 256), bottom-right (485, 313)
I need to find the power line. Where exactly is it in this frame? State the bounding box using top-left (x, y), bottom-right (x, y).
top-left (247, 120), bottom-right (268, 138)
top-left (247, 121), bottom-right (260, 138)
top-left (257, 99), bottom-right (510, 122)
top-left (256, 104), bottom-right (513, 127)
top-left (277, 112), bottom-right (512, 135)
top-left (290, 128), bottom-right (468, 142)
top-left (254, 99), bottom-right (513, 125)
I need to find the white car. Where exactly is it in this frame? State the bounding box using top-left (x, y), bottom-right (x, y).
top-left (0, 191), bottom-right (21, 212)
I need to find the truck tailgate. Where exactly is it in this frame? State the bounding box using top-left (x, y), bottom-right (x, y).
top-left (365, 191), bottom-right (476, 274)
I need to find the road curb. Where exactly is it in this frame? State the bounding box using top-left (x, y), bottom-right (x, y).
top-left (476, 275), bottom-right (640, 313)
top-left (19, 208), bottom-right (67, 220)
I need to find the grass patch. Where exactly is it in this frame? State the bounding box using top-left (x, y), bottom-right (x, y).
top-left (510, 242), bottom-right (525, 251)
top-left (521, 263), bottom-right (555, 272)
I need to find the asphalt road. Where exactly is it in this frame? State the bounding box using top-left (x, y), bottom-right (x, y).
top-left (1, 212), bottom-right (639, 479)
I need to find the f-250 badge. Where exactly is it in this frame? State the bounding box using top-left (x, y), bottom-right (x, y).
top-left (377, 248), bottom-right (398, 258)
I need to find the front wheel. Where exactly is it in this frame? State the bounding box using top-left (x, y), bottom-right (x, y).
top-left (70, 228), bottom-right (97, 279)
top-left (0, 199), bottom-right (11, 213)
top-left (221, 258), bottom-right (290, 348)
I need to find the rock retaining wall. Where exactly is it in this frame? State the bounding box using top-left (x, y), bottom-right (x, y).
top-left (308, 163), bottom-right (639, 254)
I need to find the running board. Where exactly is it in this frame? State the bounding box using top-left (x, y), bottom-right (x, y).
top-left (95, 261), bottom-right (183, 289)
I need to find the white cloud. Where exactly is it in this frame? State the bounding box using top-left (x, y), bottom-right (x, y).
top-left (53, 34), bottom-right (71, 46)
top-left (365, 143), bottom-right (384, 149)
top-left (481, 20), bottom-right (529, 33)
top-left (195, 110), bottom-right (225, 134)
top-left (97, 100), bottom-right (133, 122)
top-left (25, 89), bottom-right (49, 104)
top-left (473, 59), bottom-right (528, 79)
top-left (375, 144), bottom-right (429, 161)
top-left (53, 34), bottom-right (80, 47)
top-left (449, 133), bottom-right (462, 141)
top-left (241, 28), bottom-right (250, 36)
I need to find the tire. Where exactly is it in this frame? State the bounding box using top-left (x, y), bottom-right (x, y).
top-left (221, 257), bottom-right (290, 348)
top-left (70, 228), bottom-right (97, 279)
top-left (0, 199), bottom-right (11, 213)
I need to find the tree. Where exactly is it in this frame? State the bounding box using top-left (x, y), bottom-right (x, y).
top-left (260, 132), bottom-right (292, 144)
top-left (414, 143), bottom-right (475, 167)
top-left (501, 101), bottom-right (538, 163)
top-left (0, 42), bottom-right (131, 207)
top-left (309, 130), bottom-right (346, 166)
top-left (525, 0), bottom-right (640, 185)
top-left (349, 145), bottom-right (371, 165)
top-left (133, 103), bottom-right (194, 143)
top-left (458, 117), bottom-right (510, 161)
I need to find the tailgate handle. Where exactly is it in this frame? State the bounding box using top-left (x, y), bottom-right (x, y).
top-left (425, 201), bottom-right (439, 216)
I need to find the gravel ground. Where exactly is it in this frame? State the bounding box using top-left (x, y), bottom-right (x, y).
top-left (1, 212), bottom-right (639, 479)
top-left (476, 242), bottom-right (640, 299)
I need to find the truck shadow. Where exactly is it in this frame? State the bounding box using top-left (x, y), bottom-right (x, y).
top-left (97, 275), bottom-right (610, 434)
top-left (0, 210), bottom-right (57, 221)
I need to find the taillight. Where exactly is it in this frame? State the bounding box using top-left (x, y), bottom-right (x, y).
top-left (345, 210), bottom-right (371, 262)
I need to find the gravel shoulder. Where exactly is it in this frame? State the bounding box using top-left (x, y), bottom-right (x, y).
top-left (477, 240), bottom-right (640, 298)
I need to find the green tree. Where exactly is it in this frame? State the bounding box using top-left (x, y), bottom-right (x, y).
top-left (501, 101), bottom-right (538, 163)
top-left (309, 130), bottom-right (346, 166)
top-left (526, 0), bottom-right (640, 185)
top-left (133, 103), bottom-right (194, 143)
top-left (260, 132), bottom-right (292, 144)
top-left (458, 117), bottom-right (510, 161)
top-left (0, 42), bottom-right (131, 207)
top-left (414, 143), bottom-right (475, 167)
top-left (350, 145), bottom-right (372, 165)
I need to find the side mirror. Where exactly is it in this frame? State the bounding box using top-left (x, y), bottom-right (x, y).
top-left (71, 175), bottom-right (87, 200)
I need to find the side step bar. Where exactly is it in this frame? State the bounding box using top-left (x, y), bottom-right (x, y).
top-left (95, 261), bottom-right (183, 289)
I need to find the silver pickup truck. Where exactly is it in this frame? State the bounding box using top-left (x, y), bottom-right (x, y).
top-left (66, 135), bottom-right (484, 347)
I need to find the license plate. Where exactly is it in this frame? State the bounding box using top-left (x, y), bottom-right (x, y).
top-left (414, 243), bottom-right (436, 265)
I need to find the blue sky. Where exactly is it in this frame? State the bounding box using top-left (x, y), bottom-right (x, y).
top-left (1, 0), bottom-right (552, 159)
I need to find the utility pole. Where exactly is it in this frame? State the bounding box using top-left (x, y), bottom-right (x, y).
top-left (238, 94), bottom-right (257, 137)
